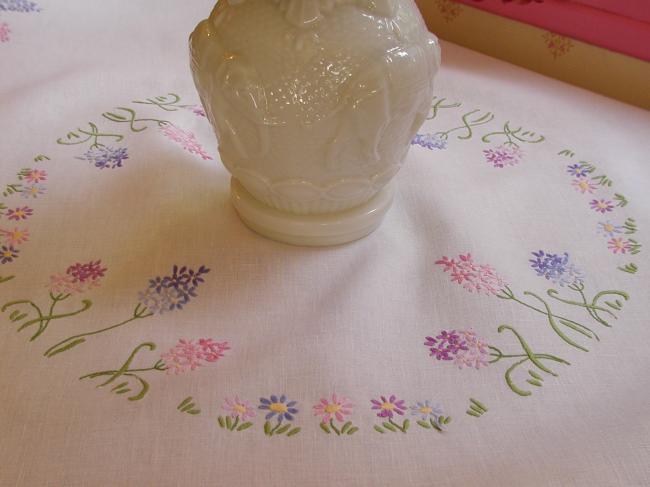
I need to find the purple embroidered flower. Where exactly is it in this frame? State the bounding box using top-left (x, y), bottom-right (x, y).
top-left (409, 400), bottom-right (444, 421)
top-left (66, 260), bottom-right (107, 283)
top-left (78, 146), bottom-right (129, 170)
top-left (0, 0), bottom-right (41, 13)
top-left (5, 206), bottom-right (33, 221)
top-left (411, 133), bottom-right (447, 150)
top-left (529, 250), bottom-right (584, 286)
top-left (566, 163), bottom-right (588, 177)
top-left (0, 22), bottom-right (10, 43)
top-left (371, 395), bottom-right (407, 419)
top-left (483, 144), bottom-right (523, 168)
top-left (21, 184), bottom-right (45, 198)
top-left (0, 245), bottom-right (18, 264)
top-left (424, 330), bottom-right (468, 361)
top-left (185, 104), bottom-right (206, 117)
top-left (259, 395), bottom-right (298, 423)
top-left (138, 264), bottom-right (210, 314)
top-left (590, 199), bottom-right (614, 214)
top-left (597, 221), bottom-right (623, 238)
top-left (160, 124), bottom-right (212, 160)
top-left (435, 253), bottom-right (507, 295)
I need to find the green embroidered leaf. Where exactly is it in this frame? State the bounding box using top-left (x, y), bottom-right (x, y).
top-left (442, 416), bottom-right (451, 424)
top-left (225, 416), bottom-right (233, 429)
top-left (469, 398), bottom-right (487, 412)
top-left (403, 419), bottom-right (410, 432)
top-left (276, 424), bottom-right (291, 435)
top-left (218, 416), bottom-right (226, 428)
top-left (187, 409), bottom-right (201, 415)
top-left (341, 422), bottom-right (352, 434)
top-left (430, 418), bottom-right (442, 431)
top-left (264, 421), bottom-right (272, 436)
top-left (417, 420), bottom-right (431, 429)
top-left (111, 382), bottom-right (129, 392)
top-left (9, 310), bottom-right (21, 321)
top-left (528, 370), bottom-right (544, 381)
top-left (374, 425), bottom-right (385, 434)
top-left (286, 427), bottom-right (300, 437)
top-left (618, 263), bottom-right (638, 274)
top-left (177, 396), bottom-right (193, 410)
top-left (613, 193), bottom-right (628, 207)
top-left (320, 422), bottom-right (331, 434)
top-left (347, 427), bottom-right (359, 435)
top-left (382, 422), bottom-right (397, 432)
top-left (46, 338), bottom-right (87, 357)
top-left (469, 404), bottom-right (483, 414)
top-left (526, 379), bottom-right (543, 387)
top-left (237, 422), bottom-right (253, 431)
top-left (466, 410), bottom-right (481, 418)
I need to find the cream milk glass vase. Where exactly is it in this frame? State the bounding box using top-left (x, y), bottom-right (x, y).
top-left (190, 0), bottom-right (440, 246)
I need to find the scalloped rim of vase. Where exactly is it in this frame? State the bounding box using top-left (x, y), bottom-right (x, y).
top-left (230, 178), bottom-right (394, 246)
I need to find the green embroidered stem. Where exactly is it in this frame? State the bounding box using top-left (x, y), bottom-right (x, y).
top-left (79, 343), bottom-right (165, 402)
top-left (434, 109), bottom-right (495, 140)
top-left (426, 96), bottom-right (461, 120)
top-left (329, 419), bottom-right (341, 436)
top-left (44, 303), bottom-right (153, 357)
top-left (132, 93), bottom-right (183, 112)
top-left (495, 325), bottom-right (570, 397)
top-left (558, 149), bottom-right (575, 157)
top-left (591, 290), bottom-right (630, 326)
top-left (56, 122), bottom-right (124, 149)
top-left (481, 121), bottom-right (545, 147)
top-left (102, 107), bottom-right (169, 133)
top-left (3, 294), bottom-right (91, 341)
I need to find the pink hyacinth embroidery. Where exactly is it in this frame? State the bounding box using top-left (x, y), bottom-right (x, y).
top-left (161, 338), bottom-right (230, 374)
top-left (160, 123), bottom-right (212, 160)
top-left (435, 253), bottom-right (507, 295)
top-left (425, 328), bottom-right (490, 370)
top-left (483, 145), bottom-right (524, 168)
top-left (49, 259), bottom-right (107, 295)
top-left (0, 22), bottom-right (10, 43)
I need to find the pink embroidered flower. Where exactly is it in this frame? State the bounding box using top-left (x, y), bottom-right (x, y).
top-left (161, 339), bottom-right (204, 374)
top-left (1, 227), bottom-right (29, 245)
top-left (24, 169), bottom-right (47, 184)
top-left (453, 329), bottom-right (490, 369)
top-left (571, 178), bottom-right (597, 194)
top-left (483, 145), bottom-right (523, 168)
top-left (590, 199), bottom-right (614, 214)
top-left (223, 396), bottom-right (256, 420)
top-left (371, 395), bottom-right (407, 419)
top-left (197, 338), bottom-right (230, 362)
top-left (313, 394), bottom-right (354, 423)
top-left (160, 124), bottom-right (212, 160)
top-left (185, 105), bottom-right (206, 117)
top-left (161, 338), bottom-right (230, 374)
top-left (608, 237), bottom-right (631, 254)
top-left (0, 22), bottom-right (10, 43)
top-left (5, 207), bottom-right (33, 221)
top-left (49, 273), bottom-right (84, 295)
top-left (66, 260), bottom-right (107, 283)
top-left (435, 253), bottom-right (507, 295)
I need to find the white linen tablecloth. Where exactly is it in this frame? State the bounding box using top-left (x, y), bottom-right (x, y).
top-left (1, 1), bottom-right (649, 486)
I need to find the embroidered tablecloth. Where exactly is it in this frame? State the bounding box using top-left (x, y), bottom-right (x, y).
top-left (1, 1), bottom-right (649, 486)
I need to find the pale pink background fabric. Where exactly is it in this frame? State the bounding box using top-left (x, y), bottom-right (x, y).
top-left (1, 1), bottom-right (649, 486)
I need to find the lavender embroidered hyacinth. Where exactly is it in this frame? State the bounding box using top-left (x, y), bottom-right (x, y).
top-left (138, 265), bottom-right (210, 314)
top-left (78, 146), bottom-right (129, 170)
top-left (425, 328), bottom-right (490, 369)
top-left (411, 133), bottom-right (448, 150)
top-left (0, 0), bottom-right (41, 12)
top-left (529, 250), bottom-right (585, 286)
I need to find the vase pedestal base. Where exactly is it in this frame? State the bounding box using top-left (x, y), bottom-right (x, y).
top-left (230, 178), bottom-right (394, 247)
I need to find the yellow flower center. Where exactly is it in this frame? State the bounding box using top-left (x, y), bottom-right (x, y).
top-left (233, 404), bottom-right (247, 414)
top-left (604, 224), bottom-right (614, 232)
top-left (324, 404), bottom-right (341, 414)
top-left (2, 251), bottom-right (12, 257)
top-left (15, 210), bottom-right (24, 217)
top-left (419, 407), bottom-right (433, 415)
top-left (579, 181), bottom-right (589, 190)
top-left (11, 230), bottom-right (24, 240)
top-left (269, 402), bottom-right (287, 413)
top-left (381, 402), bottom-right (395, 411)
top-left (598, 202), bottom-right (607, 208)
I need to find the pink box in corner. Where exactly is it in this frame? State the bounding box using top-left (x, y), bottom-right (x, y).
top-left (455, 0), bottom-right (650, 62)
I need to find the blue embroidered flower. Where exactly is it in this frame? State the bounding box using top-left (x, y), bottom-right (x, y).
top-left (529, 250), bottom-right (584, 287)
top-left (410, 400), bottom-right (444, 421)
top-left (0, 0), bottom-right (40, 12)
top-left (138, 265), bottom-right (210, 314)
top-left (566, 163), bottom-right (588, 177)
top-left (78, 146), bottom-right (129, 170)
top-left (259, 395), bottom-right (298, 423)
top-left (411, 133), bottom-right (447, 150)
